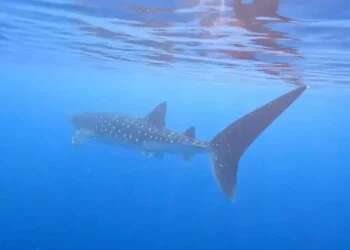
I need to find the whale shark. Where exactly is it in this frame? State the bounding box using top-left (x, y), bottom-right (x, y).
top-left (70, 86), bottom-right (306, 198)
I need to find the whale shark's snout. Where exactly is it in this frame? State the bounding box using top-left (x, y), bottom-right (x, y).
top-left (70, 113), bottom-right (98, 145)
top-left (70, 113), bottom-right (98, 130)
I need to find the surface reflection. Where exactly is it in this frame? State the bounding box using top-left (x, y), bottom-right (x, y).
top-left (72, 0), bottom-right (302, 84)
top-left (0, 0), bottom-right (300, 83)
top-left (230, 0), bottom-right (302, 84)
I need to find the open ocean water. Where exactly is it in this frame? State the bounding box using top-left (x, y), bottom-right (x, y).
top-left (0, 0), bottom-right (349, 249)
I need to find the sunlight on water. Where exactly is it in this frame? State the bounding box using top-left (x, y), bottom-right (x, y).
top-left (0, 0), bottom-right (321, 86)
top-left (2, 0), bottom-right (349, 87)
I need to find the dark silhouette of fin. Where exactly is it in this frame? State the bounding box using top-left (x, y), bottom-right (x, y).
top-left (184, 126), bottom-right (196, 138)
top-left (145, 102), bottom-right (167, 129)
top-left (210, 86), bottom-right (306, 199)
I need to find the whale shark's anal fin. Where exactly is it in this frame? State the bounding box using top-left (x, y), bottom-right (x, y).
top-left (142, 151), bottom-right (164, 159)
top-left (145, 102), bottom-right (167, 129)
top-left (210, 86), bottom-right (306, 199)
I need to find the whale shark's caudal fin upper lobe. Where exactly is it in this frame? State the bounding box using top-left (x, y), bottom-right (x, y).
top-left (210, 86), bottom-right (306, 199)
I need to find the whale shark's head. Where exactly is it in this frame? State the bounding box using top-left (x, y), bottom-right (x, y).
top-left (70, 113), bottom-right (101, 145)
top-left (70, 113), bottom-right (99, 131)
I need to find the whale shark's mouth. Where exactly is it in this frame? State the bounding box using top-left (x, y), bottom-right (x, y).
top-left (72, 129), bottom-right (95, 145)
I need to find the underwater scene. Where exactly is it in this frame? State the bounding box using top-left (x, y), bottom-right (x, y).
top-left (0, 0), bottom-right (349, 249)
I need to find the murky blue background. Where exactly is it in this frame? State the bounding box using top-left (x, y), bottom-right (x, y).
top-left (0, 0), bottom-right (349, 249)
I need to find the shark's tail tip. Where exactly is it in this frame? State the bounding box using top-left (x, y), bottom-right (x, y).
top-left (298, 84), bottom-right (309, 90)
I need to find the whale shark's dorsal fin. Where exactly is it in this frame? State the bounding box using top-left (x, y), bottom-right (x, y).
top-left (184, 126), bottom-right (195, 138)
top-left (145, 102), bottom-right (167, 129)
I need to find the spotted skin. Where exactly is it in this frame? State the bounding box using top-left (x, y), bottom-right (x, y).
top-left (72, 113), bottom-right (209, 155)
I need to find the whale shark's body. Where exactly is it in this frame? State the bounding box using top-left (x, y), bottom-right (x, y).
top-left (72, 109), bottom-right (209, 158)
top-left (71, 86), bottom-right (306, 198)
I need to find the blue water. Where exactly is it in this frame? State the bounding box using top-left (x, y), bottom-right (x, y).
top-left (1, 0), bottom-right (350, 249)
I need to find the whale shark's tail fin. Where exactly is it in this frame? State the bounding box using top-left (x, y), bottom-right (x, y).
top-left (210, 86), bottom-right (306, 199)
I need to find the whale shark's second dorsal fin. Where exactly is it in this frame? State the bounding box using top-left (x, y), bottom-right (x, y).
top-left (145, 102), bottom-right (167, 129)
top-left (184, 126), bottom-right (195, 138)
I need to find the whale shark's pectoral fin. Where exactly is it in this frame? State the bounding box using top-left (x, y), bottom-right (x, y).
top-left (145, 102), bottom-right (167, 129)
top-left (154, 152), bottom-right (164, 159)
top-left (142, 151), bottom-right (164, 159)
top-left (72, 129), bottom-right (94, 145)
